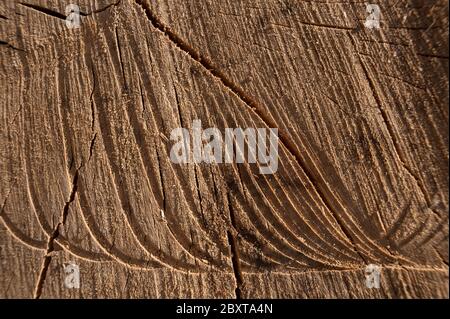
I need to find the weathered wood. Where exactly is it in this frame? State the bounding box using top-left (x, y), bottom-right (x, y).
top-left (0, 0), bottom-right (448, 298)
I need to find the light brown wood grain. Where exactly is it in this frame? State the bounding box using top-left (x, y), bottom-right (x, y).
top-left (0, 0), bottom-right (448, 298)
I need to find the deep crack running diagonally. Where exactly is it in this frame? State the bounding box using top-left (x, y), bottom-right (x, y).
top-left (133, 0), bottom-right (252, 297)
top-left (33, 170), bottom-right (80, 299)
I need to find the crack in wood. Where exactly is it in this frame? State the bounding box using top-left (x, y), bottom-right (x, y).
top-left (0, 40), bottom-right (27, 52)
top-left (18, 0), bottom-right (122, 19)
top-left (1, 0), bottom-right (447, 298)
top-left (348, 33), bottom-right (443, 220)
top-left (133, 0), bottom-right (376, 264)
top-left (18, 2), bottom-right (67, 20)
top-left (227, 193), bottom-right (243, 299)
top-left (34, 168), bottom-right (80, 299)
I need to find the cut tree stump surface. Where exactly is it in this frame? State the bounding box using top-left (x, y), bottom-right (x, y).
top-left (0, 0), bottom-right (448, 298)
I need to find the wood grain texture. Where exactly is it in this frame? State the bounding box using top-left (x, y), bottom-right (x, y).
top-left (0, 0), bottom-right (448, 298)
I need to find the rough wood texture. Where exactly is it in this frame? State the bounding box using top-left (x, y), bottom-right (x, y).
top-left (0, 0), bottom-right (448, 298)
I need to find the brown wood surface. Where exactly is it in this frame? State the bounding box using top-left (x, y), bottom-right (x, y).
top-left (0, 0), bottom-right (448, 298)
